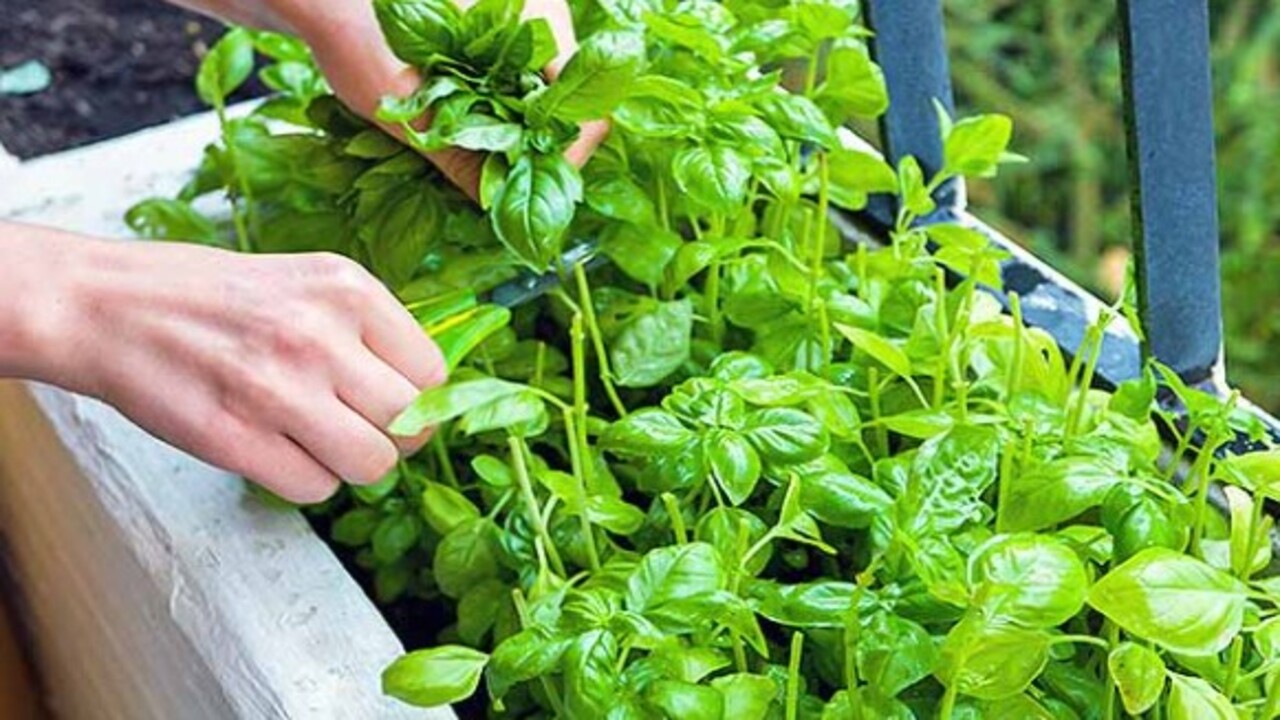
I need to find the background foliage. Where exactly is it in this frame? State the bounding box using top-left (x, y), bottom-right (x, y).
top-left (945, 1), bottom-right (1280, 407)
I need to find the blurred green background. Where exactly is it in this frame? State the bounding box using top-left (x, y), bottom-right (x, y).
top-left (944, 1), bottom-right (1280, 408)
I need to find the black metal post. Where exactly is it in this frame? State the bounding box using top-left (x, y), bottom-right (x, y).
top-left (861, 0), bottom-right (962, 215)
top-left (1118, 0), bottom-right (1224, 384)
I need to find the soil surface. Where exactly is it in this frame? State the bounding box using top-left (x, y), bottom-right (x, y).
top-left (0, 0), bottom-right (246, 159)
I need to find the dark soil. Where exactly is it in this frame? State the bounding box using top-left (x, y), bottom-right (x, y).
top-left (0, 0), bottom-right (248, 159)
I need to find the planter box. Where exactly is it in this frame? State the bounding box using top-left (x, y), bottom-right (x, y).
top-left (0, 109), bottom-right (445, 720)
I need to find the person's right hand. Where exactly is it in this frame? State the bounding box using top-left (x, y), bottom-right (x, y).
top-left (2, 224), bottom-right (445, 504)
top-left (286, 0), bottom-right (608, 195)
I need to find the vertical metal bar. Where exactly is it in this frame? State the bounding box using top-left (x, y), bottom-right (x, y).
top-left (1118, 0), bottom-right (1224, 383)
top-left (861, 0), bottom-right (962, 213)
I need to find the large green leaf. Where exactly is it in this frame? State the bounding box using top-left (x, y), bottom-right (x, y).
top-left (967, 533), bottom-right (1088, 628)
top-left (382, 645), bottom-right (488, 708)
top-left (532, 30), bottom-right (646, 122)
top-left (1087, 548), bottom-right (1248, 655)
top-left (492, 152), bottom-right (584, 270)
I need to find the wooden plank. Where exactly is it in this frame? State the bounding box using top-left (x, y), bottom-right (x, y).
top-left (0, 107), bottom-right (441, 719)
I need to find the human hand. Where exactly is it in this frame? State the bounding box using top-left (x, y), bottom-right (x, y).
top-left (286, 0), bottom-right (608, 194)
top-left (3, 225), bottom-right (445, 503)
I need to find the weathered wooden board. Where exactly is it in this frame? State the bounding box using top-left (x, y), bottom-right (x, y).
top-left (0, 108), bottom-right (444, 719)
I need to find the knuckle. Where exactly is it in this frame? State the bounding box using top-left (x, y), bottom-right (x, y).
top-left (307, 252), bottom-right (378, 306)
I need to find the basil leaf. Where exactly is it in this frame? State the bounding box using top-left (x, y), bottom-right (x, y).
top-left (421, 481), bottom-right (481, 535)
top-left (331, 508), bottom-right (381, 547)
top-left (967, 533), bottom-right (1088, 628)
top-left (492, 152), bottom-right (584, 270)
top-left (487, 625), bottom-right (572, 699)
top-left (610, 299), bottom-right (694, 387)
top-left (815, 39), bottom-right (888, 123)
top-left (672, 143), bottom-right (752, 215)
top-left (1000, 456), bottom-right (1120, 532)
top-left (563, 630), bottom-right (621, 718)
top-left (647, 680), bottom-right (724, 720)
top-left (381, 644), bottom-right (488, 708)
top-left (1087, 548), bottom-right (1248, 656)
top-left (1108, 642), bottom-right (1166, 715)
top-left (943, 113), bottom-right (1015, 179)
top-left (603, 408), bottom-right (698, 455)
top-left (195, 28), bottom-right (254, 106)
top-left (1165, 674), bottom-right (1235, 720)
top-left (625, 543), bottom-right (725, 628)
top-left (586, 496), bottom-right (646, 535)
top-left (532, 30), bottom-right (645, 122)
top-left (614, 75), bottom-right (706, 138)
top-left (709, 673), bottom-right (776, 720)
top-left (858, 610), bottom-right (937, 698)
top-left (705, 429), bottom-right (762, 505)
top-left (742, 407), bottom-right (828, 465)
top-left (373, 0), bottom-right (460, 66)
top-left (936, 615), bottom-right (1050, 701)
top-left (391, 378), bottom-right (527, 436)
top-left (755, 92), bottom-right (839, 149)
top-left (442, 115), bottom-right (524, 152)
top-left (747, 580), bottom-right (859, 628)
top-left (372, 511), bottom-right (422, 564)
top-left (433, 518), bottom-right (502, 598)
top-left (835, 323), bottom-right (912, 378)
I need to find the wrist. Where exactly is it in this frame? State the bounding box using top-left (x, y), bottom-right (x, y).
top-left (0, 224), bottom-right (102, 389)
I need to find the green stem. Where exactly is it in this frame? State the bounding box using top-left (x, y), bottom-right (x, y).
top-left (1066, 324), bottom-right (1104, 438)
top-left (509, 436), bottom-right (566, 577)
top-left (868, 367), bottom-right (888, 456)
top-left (1225, 634), bottom-right (1245, 698)
top-left (807, 154), bottom-right (831, 316)
top-left (1008, 292), bottom-right (1025, 399)
top-left (939, 682), bottom-right (959, 720)
top-left (657, 175), bottom-right (671, 231)
top-left (433, 434), bottom-right (459, 489)
top-left (1103, 620), bottom-right (1120, 720)
top-left (564, 410), bottom-right (602, 572)
top-left (1165, 430), bottom-right (1193, 483)
top-left (573, 263), bottom-right (628, 418)
top-left (213, 102), bottom-right (254, 253)
top-left (785, 632), bottom-right (805, 720)
top-left (1261, 670), bottom-right (1280, 719)
top-left (1241, 489), bottom-right (1268, 580)
top-left (1187, 437), bottom-right (1221, 557)
top-left (933, 267), bottom-right (950, 409)
top-left (995, 439), bottom-right (1014, 534)
top-left (661, 493), bottom-right (688, 545)
top-left (804, 47), bottom-right (822, 97)
top-left (706, 258), bottom-right (724, 346)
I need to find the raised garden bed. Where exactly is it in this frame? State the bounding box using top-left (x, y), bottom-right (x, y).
top-left (5, 2), bottom-right (1280, 719)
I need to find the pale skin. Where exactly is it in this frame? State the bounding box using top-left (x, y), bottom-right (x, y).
top-left (0, 0), bottom-right (602, 503)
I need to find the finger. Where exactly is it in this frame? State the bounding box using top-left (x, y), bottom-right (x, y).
top-left (567, 120), bottom-right (611, 168)
top-left (536, 5), bottom-right (580, 78)
top-left (234, 430), bottom-right (343, 506)
top-left (287, 399), bottom-right (401, 487)
top-left (359, 284), bottom-right (449, 391)
top-left (335, 345), bottom-right (434, 454)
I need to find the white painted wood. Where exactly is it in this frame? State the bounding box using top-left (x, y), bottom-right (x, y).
top-left (0, 139), bottom-right (17, 171)
top-left (0, 106), bottom-right (446, 720)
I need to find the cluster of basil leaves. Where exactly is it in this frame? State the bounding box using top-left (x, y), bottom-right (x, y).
top-left (127, 1), bottom-right (1280, 719)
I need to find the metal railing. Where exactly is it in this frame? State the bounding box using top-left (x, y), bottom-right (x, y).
top-left (855, 0), bottom-right (1278, 440)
